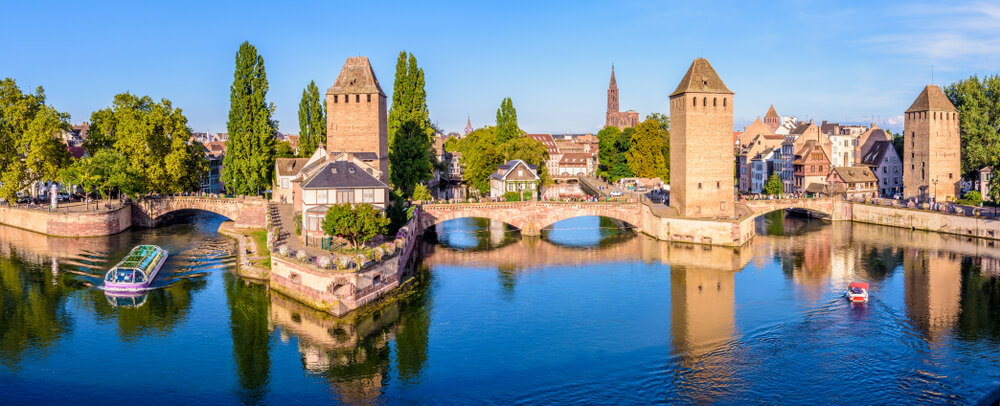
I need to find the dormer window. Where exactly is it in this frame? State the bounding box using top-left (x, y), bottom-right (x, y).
top-left (348, 166), bottom-right (355, 174)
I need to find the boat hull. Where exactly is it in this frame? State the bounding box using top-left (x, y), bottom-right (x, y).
top-left (104, 251), bottom-right (168, 292)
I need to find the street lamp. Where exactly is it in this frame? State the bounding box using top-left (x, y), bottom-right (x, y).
top-left (932, 178), bottom-right (939, 204)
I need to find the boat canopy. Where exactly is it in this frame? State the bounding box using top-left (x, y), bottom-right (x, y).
top-left (105, 245), bottom-right (164, 283)
top-left (849, 282), bottom-right (869, 290)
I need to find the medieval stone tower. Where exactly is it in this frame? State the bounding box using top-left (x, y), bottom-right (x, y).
top-left (326, 56), bottom-right (389, 182)
top-left (903, 85), bottom-right (960, 202)
top-left (669, 58), bottom-right (735, 218)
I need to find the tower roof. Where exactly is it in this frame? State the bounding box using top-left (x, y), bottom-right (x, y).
top-left (905, 85), bottom-right (955, 112)
top-left (670, 58), bottom-right (733, 97)
top-left (609, 65), bottom-right (617, 89)
top-left (765, 105), bottom-right (779, 119)
top-left (328, 56), bottom-right (385, 96)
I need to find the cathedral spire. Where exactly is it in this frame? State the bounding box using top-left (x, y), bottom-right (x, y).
top-left (607, 65), bottom-right (619, 115)
top-left (464, 115), bottom-right (472, 135)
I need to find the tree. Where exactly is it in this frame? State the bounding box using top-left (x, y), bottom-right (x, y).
top-left (454, 127), bottom-right (504, 196)
top-left (412, 184), bottom-right (431, 201)
top-left (223, 41), bottom-right (277, 195)
top-left (945, 75), bottom-right (1000, 176)
top-left (84, 93), bottom-right (204, 195)
top-left (321, 203), bottom-right (390, 249)
top-left (275, 141), bottom-right (295, 158)
top-left (297, 80), bottom-right (325, 157)
top-left (596, 125), bottom-right (634, 182)
top-left (0, 78), bottom-right (72, 203)
top-left (499, 136), bottom-right (550, 185)
top-left (887, 129), bottom-right (904, 161)
top-left (626, 119), bottom-right (668, 180)
top-left (388, 52), bottom-right (432, 145)
top-left (764, 172), bottom-right (783, 195)
top-left (495, 97), bottom-right (522, 144)
top-left (389, 120), bottom-right (434, 197)
top-left (646, 112), bottom-right (671, 181)
top-left (443, 136), bottom-right (459, 153)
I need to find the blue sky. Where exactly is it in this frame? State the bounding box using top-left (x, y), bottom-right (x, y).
top-left (2, 0), bottom-right (998, 135)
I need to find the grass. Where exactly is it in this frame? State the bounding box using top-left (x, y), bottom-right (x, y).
top-left (247, 229), bottom-right (271, 269)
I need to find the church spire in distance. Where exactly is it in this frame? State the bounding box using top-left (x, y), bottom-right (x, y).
top-left (465, 115), bottom-right (472, 135)
top-left (607, 64), bottom-right (619, 114)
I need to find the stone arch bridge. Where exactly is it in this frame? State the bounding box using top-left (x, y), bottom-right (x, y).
top-left (738, 197), bottom-right (845, 222)
top-left (417, 201), bottom-right (643, 236)
top-left (131, 196), bottom-right (268, 228)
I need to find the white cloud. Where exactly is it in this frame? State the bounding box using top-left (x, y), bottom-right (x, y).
top-left (866, 1), bottom-right (1000, 67)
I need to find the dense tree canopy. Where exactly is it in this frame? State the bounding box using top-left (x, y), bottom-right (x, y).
top-left (453, 98), bottom-right (546, 196)
top-left (389, 120), bottom-right (433, 197)
top-left (626, 119), bottom-right (668, 180)
top-left (945, 75), bottom-right (1000, 176)
top-left (495, 97), bottom-right (521, 144)
top-left (764, 172), bottom-right (783, 195)
top-left (454, 127), bottom-right (505, 195)
top-left (0, 78), bottom-right (72, 203)
top-left (297, 80), bottom-right (326, 157)
top-left (646, 113), bottom-right (670, 181)
top-left (596, 126), bottom-right (633, 182)
top-left (224, 41), bottom-right (277, 195)
top-left (84, 92), bottom-right (205, 195)
top-left (321, 203), bottom-right (390, 249)
top-left (387, 51), bottom-right (434, 197)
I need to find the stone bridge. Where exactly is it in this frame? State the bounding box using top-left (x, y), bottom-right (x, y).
top-left (131, 196), bottom-right (268, 228)
top-left (739, 197), bottom-right (846, 221)
top-left (417, 201), bottom-right (643, 236)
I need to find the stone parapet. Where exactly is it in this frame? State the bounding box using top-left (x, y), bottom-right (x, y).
top-left (0, 204), bottom-right (131, 237)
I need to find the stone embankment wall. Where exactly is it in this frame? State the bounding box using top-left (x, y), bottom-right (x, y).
top-left (0, 205), bottom-right (131, 237)
top-left (850, 203), bottom-right (1000, 240)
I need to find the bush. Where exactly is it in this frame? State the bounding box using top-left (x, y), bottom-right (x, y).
top-left (383, 242), bottom-right (396, 256)
top-left (296, 250), bottom-right (308, 261)
top-left (960, 190), bottom-right (983, 206)
top-left (316, 255), bottom-right (331, 268)
top-left (355, 254), bottom-right (367, 268)
top-left (373, 246), bottom-right (385, 262)
top-left (336, 256), bottom-right (351, 270)
top-left (395, 238), bottom-right (406, 249)
top-left (504, 191), bottom-right (520, 201)
top-left (278, 245), bottom-right (289, 257)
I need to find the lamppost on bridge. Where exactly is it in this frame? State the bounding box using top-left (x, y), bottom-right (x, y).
top-left (932, 178), bottom-right (939, 204)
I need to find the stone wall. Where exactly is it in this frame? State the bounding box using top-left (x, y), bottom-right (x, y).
top-left (0, 205), bottom-right (131, 237)
top-left (850, 203), bottom-right (1000, 240)
top-left (132, 196), bottom-right (267, 228)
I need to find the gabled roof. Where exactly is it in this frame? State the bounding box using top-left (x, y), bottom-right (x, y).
top-left (832, 166), bottom-right (877, 183)
top-left (860, 141), bottom-right (895, 166)
top-left (490, 160), bottom-right (539, 181)
top-left (739, 117), bottom-right (775, 148)
top-left (906, 85), bottom-right (956, 112)
top-left (301, 161), bottom-right (388, 189)
top-left (559, 153), bottom-right (590, 166)
top-left (526, 133), bottom-right (558, 155)
top-left (275, 158), bottom-right (311, 177)
top-left (327, 56), bottom-right (385, 96)
top-left (765, 105), bottom-right (779, 120)
top-left (670, 58), bottom-right (733, 97)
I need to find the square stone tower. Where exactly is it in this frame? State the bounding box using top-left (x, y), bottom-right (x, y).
top-left (326, 56), bottom-right (389, 182)
top-left (903, 85), bottom-right (960, 202)
top-left (669, 58), bottom-right (735, 218)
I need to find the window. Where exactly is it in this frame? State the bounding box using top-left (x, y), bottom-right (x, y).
top-left (334, 95), bottom-right (338, 103)
top-left (713, 97), bottom-right (717, 107)
top-left (698, 183), bottom-right (702, 190)
top-left (693, 98), bottom-right (697, 107)
top-left (949, 173), bottom-right (953, 179)
top-left (344, 94), bottom-right (348, 103)
top-left (317, 190), bottom-right (327, 204)
top-left (367, 94), bottom-right (371, 102)
top-left (281, 178), bottom-right (289, 189)
top-left (716, 181), bottom-right (720, 188)
top-left (703, 97), bottom-right (707, 106)
top-left (723, 98), bottom-right (727, 107)
top-left (363, 189), bottom-right (374, 203)
top-left (337, 190), bottom-right (353, 203)
top-left (356, 94), bottom-right (360, 103)
top-left (721, 201), bottom-right (726, 211)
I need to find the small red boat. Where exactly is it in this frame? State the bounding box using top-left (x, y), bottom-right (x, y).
top-left (847, 282), bottom-right (869, 302)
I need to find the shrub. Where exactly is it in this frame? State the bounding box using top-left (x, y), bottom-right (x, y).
top-left (383, 242), bottom-right (396, 256)
top-left (316, 255), bottom-right (331, 268)
top-left (960, 190), bottom-right (983, 206)
top-left (296, 250), bottom-right (308, 261)
top-left (336, 256), bottom-right (351, 270)
top-left (355, 254), bottom-right (367, 268)
top-left (373, 246), bottom-right (385, 261)
top-left (278, 245), bottom-right (289, 257)
top-left (395, 238), bottom-right (406, 249)
top-left (504, 191), bottom-right (520, 202)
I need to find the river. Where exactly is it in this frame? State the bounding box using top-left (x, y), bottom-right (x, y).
top-left (0, 210), bottom-right (999, 404)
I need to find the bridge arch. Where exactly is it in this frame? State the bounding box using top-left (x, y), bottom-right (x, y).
top-left (416, 201), bottom-right (643, 237)
top-left (738, 198), bottom-right (840, 223)
top-left (131, 197), bottom-right (268, 229)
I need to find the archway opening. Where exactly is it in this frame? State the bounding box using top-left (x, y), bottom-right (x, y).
top-left (755, 209), bottom-right (830, 237)
top-left (423, 217), bottom-right (520, 251)
top-left (541, 215), bottom-right (636, 248)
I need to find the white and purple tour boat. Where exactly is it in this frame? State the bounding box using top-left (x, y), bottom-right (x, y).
top-left (103, 245), bottom-right (168, 292)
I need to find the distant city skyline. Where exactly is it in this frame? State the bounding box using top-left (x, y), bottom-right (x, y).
top-left (3, 1), bottom-right (999, 135)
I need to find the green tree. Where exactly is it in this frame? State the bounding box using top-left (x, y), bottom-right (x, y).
top-left (945, 75), bottom-right (1000, 176)
top-left (321, 203), bottom-right (390, 249)
top-left (224, 41), bottom-right (277, 195)
top-left (596, 126), bottom-right (634, 182)
top-left (495, 97), bottom-right (522, 144)
top-left (85, 93), bottom-right (204, 195)
top-left (412, 184), bottom-right (432, 201)
top-left (275, 140), bottom-right (295, 158)
top-left (443, 136), bottom-right (459, 153)
top-left (0, 78), bottom-right (72, 203)
top-left (764, 172), bottom-right (783, 195)
top-left (389, 120), bottom-right (434, 197)
top-left (454, 127), bottom-right (505, 196)
top-left (626, 119), bottom-right (668, 180)
top-left (296, 80), bottom-right (325, 157)
top-left (887, 129), bottom-right (904, 161)
top-left (499, 136), bottom-right (550, 185)
top-left (646, 112), bottom-right (670, 181)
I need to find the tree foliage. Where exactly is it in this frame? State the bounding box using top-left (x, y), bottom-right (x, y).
top-left (0, 78), bottom-right (72, 203)
top-left (224, 41), bottom-right (277, 195)
top-left (84, 92), bottom-right (205, 195)
top-left (495, 97), bottom-right (522, 144)
top-left (499, 135), bottom-right (550, 185)
top-left (412, 184), bottom-right (431, 201)
top-left (596, 126), bottom-right (634, 182)
top-left (764, 172), bottom-right (783, 195)
top-left (646, 113), bottom-right (670, 181)
top-left (944, 75), bottom-right (1000, 176)
top-left (297, 80), bottom-right (325, 158)
top-left (389, 120), bottom-right (433, 197)
top-left (321, 203), bottom-right (390, 249)
top-left (627, 119), bottom-right (668, 180)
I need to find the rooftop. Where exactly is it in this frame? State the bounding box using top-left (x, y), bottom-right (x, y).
top-left (670, 58), bottom-right (733, 97)
top-left (906, 85), bottom-right (956, 112)
top-left (327, 56), bottom-right (385, 96)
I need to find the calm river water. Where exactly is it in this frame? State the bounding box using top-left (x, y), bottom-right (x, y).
top-left (1, 210), bottom-right (999, 404)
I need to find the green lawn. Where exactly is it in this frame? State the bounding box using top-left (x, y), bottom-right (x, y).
top-left (248, 229), bottom-right (271, 269)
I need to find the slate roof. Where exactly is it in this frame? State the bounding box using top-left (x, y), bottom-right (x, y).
top-left (328, 56), bottom-right (385, 96)
top-left (670, 58), bottom-right (733, 97)
top-left (490, 160), bottom-right (539, 181)
top-left (832, 166), bottom-right (877, 183)
top-left (906, 85), bottom-right (956, 112)
top-left (860, 141), bottom-right (893, 166)
top-left (301, 161), bottom-right (388, 189)
top-left (275, 158), bottom-right (311, 177)
top-left (526, 133), bottom-right (558, 155)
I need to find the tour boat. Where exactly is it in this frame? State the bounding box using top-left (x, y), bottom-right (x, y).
top-left (104, 291), bottom-right (149, 308)
top-left (103, 245), bottom-right (168, 292)
top-left (846, 282), bottom-right (869, 303)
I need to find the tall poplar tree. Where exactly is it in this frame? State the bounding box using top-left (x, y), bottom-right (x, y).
top-left (224, 41), bottom-right (277, 195)
top-left (387, 51), bottom-right (434, 195)
top-left (296, 80), bottom-right (325, 157)
top-left (495, 97), bottom-right (521, 144)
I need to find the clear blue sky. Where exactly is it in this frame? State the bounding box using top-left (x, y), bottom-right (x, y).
top-left (2, 1), bottom-right (998, 135)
